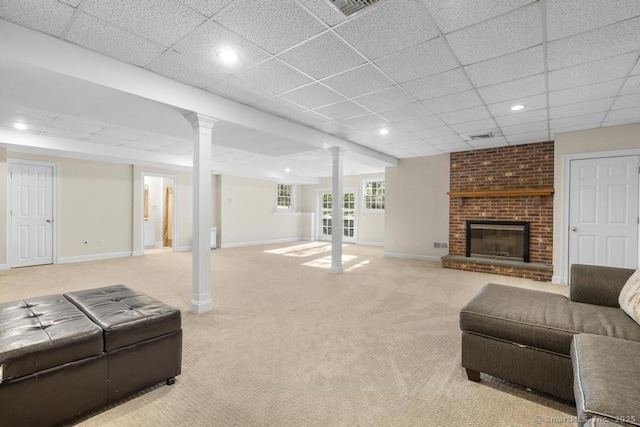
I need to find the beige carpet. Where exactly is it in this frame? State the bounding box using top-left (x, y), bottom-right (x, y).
top-left (0, 242), bottom-right (575, 426)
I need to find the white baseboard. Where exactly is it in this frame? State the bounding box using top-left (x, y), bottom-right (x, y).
top-left (552, 275), bottom-right (564, 285)
top-left (0, 264), bottom-right (9, 270)
top-left (176, 246), bottom-right (192, 252)
top-left (132, 250), bottom-right (144, 257)
top-left (384, 252), bottom-right (443, 262)
top-left (57, 251), bottom-right (132, 264)
top-left (220, 237), bottom-right (299, 249)
top-left (358, 241), bottom-right (384, 247)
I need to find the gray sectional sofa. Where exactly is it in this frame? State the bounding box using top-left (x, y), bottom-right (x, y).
top-left (460, 264), bottom-right (640, 426)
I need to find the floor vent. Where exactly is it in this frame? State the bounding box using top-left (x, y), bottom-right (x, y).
top-left (326, 0), bottom-right (382, 17)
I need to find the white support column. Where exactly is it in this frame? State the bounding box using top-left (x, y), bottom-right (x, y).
top-left (329, 147), bottom-right (344, 275)
top-left (185, 112), bottom-right (217, 314)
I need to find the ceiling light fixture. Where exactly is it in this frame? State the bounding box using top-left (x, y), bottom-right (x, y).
top-left (285, 168), bottom-right (291, 173)
top-left (218, 48), bottom-right (238, 64)
top-left (379, 128), bottom-right (389, 135)
top-left (511, 104), bottom-right (525, 111)
top-left (13, 122), bottom-right (27, 130)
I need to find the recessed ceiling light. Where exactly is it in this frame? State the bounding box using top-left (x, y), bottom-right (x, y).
top-left (285, 168), bottom-right (290, 173)
top-left (511, 104), bottom-right (525, 111)
top-left (14, 123), bottom-right (27, 130)
top-left (218, 48), bottom-right (238, 64)
top-left (379, 128), bottom-right (389, 135)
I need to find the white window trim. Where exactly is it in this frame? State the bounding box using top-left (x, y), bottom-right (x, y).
top-left (362, 178), bottom-right (385, 213)
top-left (275, 183), bottom-right (296, 212)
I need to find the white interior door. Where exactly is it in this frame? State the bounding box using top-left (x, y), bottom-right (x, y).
top-left (568, 156), bottom-right (639, 269)
top-left (10, 163), bottom-right (54, 267)
top-left (318, 190), bottom-right (357, 243)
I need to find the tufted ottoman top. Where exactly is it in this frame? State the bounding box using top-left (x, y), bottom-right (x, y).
top-left (0, 294), bottom-right (103, 382)
top-left (64, 285), bottom-right (181, 352)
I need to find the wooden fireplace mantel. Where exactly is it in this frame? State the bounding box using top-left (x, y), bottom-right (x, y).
top-left (447, 188), bottom-right (554, 198)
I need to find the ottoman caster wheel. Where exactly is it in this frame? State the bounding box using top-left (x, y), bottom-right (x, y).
top-left (166, 377), bottom-right (176, 386)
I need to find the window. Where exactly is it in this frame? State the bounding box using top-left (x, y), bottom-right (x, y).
top-left (276, 183), bottom-right (294, 210)
top-left (363, 179), bottom-right (385, 211)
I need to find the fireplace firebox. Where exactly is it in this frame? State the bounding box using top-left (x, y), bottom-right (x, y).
top-left (466, 221), bottom-right (530, 263)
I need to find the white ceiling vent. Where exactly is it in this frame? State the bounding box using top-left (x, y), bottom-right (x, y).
top-left (326, 0), bottom-right (383, 17)
top-left (462, 130), bottom-right (503, 141)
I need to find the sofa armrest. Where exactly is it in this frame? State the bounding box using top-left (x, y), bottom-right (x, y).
top-left (569, 264), bottom-right (635, 307)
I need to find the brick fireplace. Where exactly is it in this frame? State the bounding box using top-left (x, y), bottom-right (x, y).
top-left (442, 141), bottom-right (554, 281)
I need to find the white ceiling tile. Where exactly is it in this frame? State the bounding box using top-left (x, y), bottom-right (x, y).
top-left (401, 68), bottom-right (472, 100)
top-left (547, 17), bottom-right (640, 70)
top-left (178, 0), bottom-right (232, 17)
top-left (464, 46), bottom-right (544, 88)
top-left (422, 91), bottom-right (483, 114)
top-left (41, 127), bottom-right (91, 139)
top-left (85, 134), bottom-right (131, 145)
top-left (124, 140), bottom-right (165, 150)
top-left (252, 97), bottom-right (305, 118)
top-left (146, 50), bottom-right (227, 88)
top-left (550, 112), bottom-right (606, 129)
top-left (495, 108), bottom-right (548, 127)
top-left (321, 64), bottom-right (394, 98)
top-left (236, 59), bottom-right (313, 96)
top-left (279, 84), bottom-right (345, 109)
top-left (0, 0), bottom-right (74, 37)
top-left (612, 93), bottom-right (640, 110)
top-left (633, 60), bottom-right (640, 75)
top-left (435, 141), bottom-right (473, 153)
top-left (300, 0), bottom-right (346, 27)
top-left (374, 38), bottom-right (458, 83)
top-left (378, 103), bottom-right (432, 122)
top-left (353, 87), bottom-right (413, 112)
top-left (340, 114), bottom-right (388, 131)
top-left (620, 75), bottom-right (640, 95)
top-left (501, 120), bottom-right (549, 135)
top-left (450, 118), bottom-right (496, 134)
top-left (546, 0), bottom-right (640, 41)
top-left (549, 79), bottom-right (624, 107)
top-left (412, 127), bottom-right (456, 139)
top-left (602, 118), bottom-right (640, 128)
top-left (278, 32), bottom-right (366, 80)
top-left (213, 0), bottom-right (325, 54)
top-left (60, 0), bottom-right (81, 6)
top-left (550, 98), bottom-right (614, 120)
top-left (445, 4), bottom-right (542, 65)
top-left (286, 111), bottom-right (332, 127)
top-left (172, 21), bottom-right (270, 74)
top-left (80, 0), bottom-right (205, 47)
top-left (409, 146), bottom-right (445, 156)
top-left (96, 125), bottom-right (147, 139)
top-left (423, 0), bottom-right (535, 33)
top-left (478, 74), bottom-right (546, 104)
top-left (438, 106), bottom-right (491, 125)
top-left (334, 0), bottom-right (439, 60)
top-left (66, 12), bottom-right (166, 67)
top-left (48, 116), bottom-right (107, 133)
top-left (505, 130), bottom-right (549, 144)
top-left (395, 115), bottom-right (446, 132)
top-left (605, 107), bottom-right (640, 122)
top-left (549, 53), bottom-right (637, 91)
top-left (467, 136), bottom-right (509, 149)
top-left (0, 105), bottom-right (58, 126)
top-left (487, 94), bottom-right (547, 117)
top-left (205, 76), bottom-right (272, 105)
top-left (313, 100), bottom-right (370, 121)
top-left (552, 123), bottom-right (602, 134)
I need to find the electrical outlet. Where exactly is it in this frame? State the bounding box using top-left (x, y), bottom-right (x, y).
top-left (83, 240), bottom-right (88, 246)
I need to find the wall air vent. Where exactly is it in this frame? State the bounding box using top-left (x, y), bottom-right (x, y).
top-left (326, 0), bottom-right (382, 17)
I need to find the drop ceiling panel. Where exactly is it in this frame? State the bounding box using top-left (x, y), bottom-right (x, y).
top-left (467, 136), bottom-right (508, 149)
top-left (146, 50), bottom-right (227, 88)
top-left (213, 0), bottom-right (325, 54)
top-left (501, 120), bottom-right (549, 135)
top-left (48, 116), bottom-right (108, 133)
top-left (449, 118), bottom-right (496, 134)
top-left (66, 12), bottom-right (167, 67)
top-left (374, 38), bottom-right (459, 83)
top-left (0, 0), bottom-right (74, 37)
top-left (279, 83), bottom-right (345, 109)
top-left (438, 106), bottom-right (491, 125)
top-left (178, 0), bottom-right (233, 17)
top-left (464, 46), bottom-right (544, 88)
top-left (286, 110), bottom-right (332, 127)
top-left (550, 112), bottom-right (606, 129)
top-left (612, 93), bottom-right (640, 110)
top-left (605, 107), bottom-right (640, 122)
top-left (547, 17), bottom-right (640, 70)
top-left (436, 141), bottom-right (473, 153)
top-left (60, 0), bottom-right (82, 6)
top-left (353, 87), bottom-right (414, 112)
top-left (546, 0), bottom-right (640, 41)
top-left (334, 0), bottom-right (439, 60)
top-left (422, 134), bottom-right (463, 145)
top-left (321, 64), bottom-right (394, 98)
top-left (495, 108), bottom-right (548, 127)
top-left (313, 101), bottom-right (370, 121)
top-left (300, 0), bottom-right (346, 27)
top-left (423, 0), bottom-right (535, 34)
top-left (487, 94), bottom-right (547, 117)
top-left (422, 90), bottom-right (483, 114)
top-left (395, 115), bottom-right (445, 132)
top-left (279, 32), bottom-right (366, 80)
top-left (550, 98), bottom-right (614, 119)
top-left (549, 79), bottom-right (624, 107)
top-left (378, 103), bottom-right (432, 122)
top-left (236, 59), bottom-right (313, 96)
top-left (206, 76), bottom-right (272, 105)
top-left (340, 114), bottom-right (388, 131)
top-left (620, 75), bottom-right (640, 95)
top-left (506, 130), bottom-right (549, 143)
top-left (80, 0), bottom-right (205, 47)
top-left (401, 68), bottom-right (472, 100)
top-left (412, 126), bottom-right (456, 139)
top-left (445, 4), bottom-right (542, 65)
top-left (548, 53), bottom-right (637, 91)
top-left (478, 74), bottom-right (546, 104)
top-left (251, 97), bottom-right (305, 117)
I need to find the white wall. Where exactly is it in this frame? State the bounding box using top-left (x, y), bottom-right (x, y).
top-left (384, 155), bottom-right (450, 261)
top-left (553, 123), bottom-right (640, 283)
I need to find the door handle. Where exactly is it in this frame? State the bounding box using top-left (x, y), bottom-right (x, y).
top-left (571, 227), bottom-right (577, 232)
top-left (46, 218), bottom-right (52, 223)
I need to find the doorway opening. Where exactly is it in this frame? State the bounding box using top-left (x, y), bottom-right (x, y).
top-left (143, 174), bottom-right (176, 254)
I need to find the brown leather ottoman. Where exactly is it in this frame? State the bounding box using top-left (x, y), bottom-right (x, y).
top-left (64, 285), bottom-right (182, 402)
top-left (0, 294), bottom-right (108, 426)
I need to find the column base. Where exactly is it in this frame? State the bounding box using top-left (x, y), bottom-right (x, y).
top-left (190, 299), bottom-right (213, 314)
top-left (330, 266), bottom-right (343, 275)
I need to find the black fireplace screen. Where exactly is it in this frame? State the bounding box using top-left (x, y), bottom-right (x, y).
top-left (466, 221), bottom-right (530, 262)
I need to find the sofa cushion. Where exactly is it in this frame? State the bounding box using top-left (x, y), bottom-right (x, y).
top-left (572, 334), bottom-right (640, 427)
top-left (64, 285), bottom-right (181, 352)
top-left (619, 269), bottom-right (640, 325)
top-left (0, 294), bottom-right (104, 382)
top-left (460, 284), bottom-right (640, 356)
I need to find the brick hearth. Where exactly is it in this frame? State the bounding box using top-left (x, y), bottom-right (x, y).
top-left (442, 141), bottom-right (554, 281)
